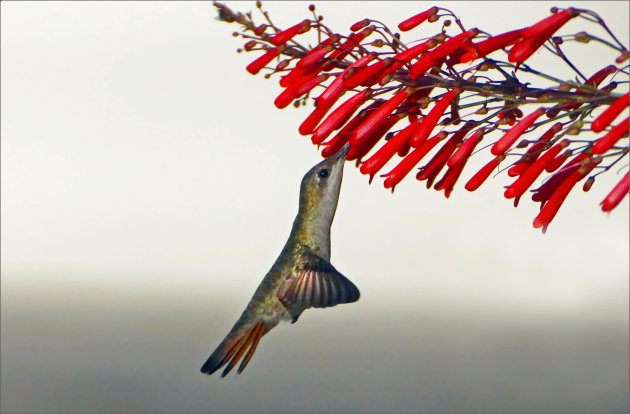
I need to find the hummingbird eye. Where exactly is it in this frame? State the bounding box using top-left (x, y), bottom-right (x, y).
top-left (317, 168), bottom-right (329, 179)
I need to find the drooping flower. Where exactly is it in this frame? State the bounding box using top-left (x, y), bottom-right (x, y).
top-left (491, 108), bottom-right (545, 155)
top-left (360, 122), bottom-right (420, 181)
top-left (591, 92), bottom-right (630, 132)
top-left (269, 20), bottom-right (311, 45)
top-left (506, 122), bottom-right (562, 176)
top-left (591, 117), bottom-right (629, 154)
top-left (600, 172), bottom-right (629, 212)
top-left (416, 135), bottom-right (460, 188)
top-left (376, 40), bottom-right (437, 85)
top-left (311, 89), bottom-right (371, 144)
top-left (531, 153), bottom-right (591, 204)
top-left (398, 7), bottom-right (439, 32)
top-left (447, 127), bottom-right (485, 167)
top-left (460, 29), bottom-right (524, 63)
top-left (246, 47), bottom-right (281, 75)
top-left (300, 54), bottom-right (376, 135)
top-left (465, 155), bottom-right (505, 191)
top-left (382, 132), bottom-right (447, 191)
top-left (410, 88), bottom-right (461, 147)
top-left (532, 166), bottom-right (586, 233)
top-left (504, 140), bottom-right (569, 199)
top-left (347, 114), bottom-right (405, 162)
top-left (545, 149), bottom-right (573, 173)
top-left (410, 30), bottom-right (478, 79)
top-left (521, 8), bottom-right (579, 39)
top-left (349, 88), bottom-right (410, 147)
top-left (321, 100), bottom-right (384, 157)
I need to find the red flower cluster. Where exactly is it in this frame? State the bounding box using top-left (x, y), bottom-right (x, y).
top-left (216, 2), bottom-right (629, 232)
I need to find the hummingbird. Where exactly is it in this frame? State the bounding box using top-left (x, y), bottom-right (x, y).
top-left (200, 145), bottom-right (360, 377)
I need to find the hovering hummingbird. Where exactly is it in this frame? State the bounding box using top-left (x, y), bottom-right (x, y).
top-left (200, 146), bottom-right (359, 377)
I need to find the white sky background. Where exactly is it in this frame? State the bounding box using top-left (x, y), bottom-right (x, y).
top-left (1, 1), bottom-right (628, 413)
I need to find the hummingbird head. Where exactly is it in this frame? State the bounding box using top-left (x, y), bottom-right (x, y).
top-left (294, 145), bottom-right (349, 256)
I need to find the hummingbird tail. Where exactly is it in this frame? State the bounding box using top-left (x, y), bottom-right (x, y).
top-left (200, 322), bottom-right (268, 377)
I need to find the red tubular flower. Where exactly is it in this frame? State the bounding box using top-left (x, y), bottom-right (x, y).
top-left (591, 117), bottom-right (629, 154)
top-left (347, 114), bottom-right (405, 162)
top-left (410, 88), bottom-right (461, 147)
top-left (343, 59), bottom-right (389, 89)
top-left (491, 108), bottom-right (545, 155)
top-left (360, 122), bottom-right (420, 181)
top-left (531, 153), bottom-right (591, 204)
top-left (269, 20), bottom-right (311, 45)
top-left (460, 29), bottom-right (524, 63)
top-left (321, 101), bottom-right (384, 157)
top-left (301, 54), bottom-right (375, 135)
top-left (311, 89), bottom-right (370, 145)
top-left (416, 135), bottom-right (460, 188)
top-left (504, 140), bottom-right (569, 199)
top-left (591, 92), bottom-right (630, 132)
top-left (410, 30), bottom-right (478, 79)
top-left (507, 8), bottom-right (579, 67)
top-left (507, 122), bottom-right (563, 176)
top-left (377, 40), bottom-right (437, 85)
top-left (274, 75), bottom-right (329, 109)
top-left (601, 172), bottom-right (629, 212)
top-left (417, 121), bottom-right (477, 186)
top-left (545, 149), bottom-right (573, 173)
top-left (382, 132), bottom-right (446, 191)
top-left (279, 66), bottom-right (310, 88)
top-left (274, 87), bottom-right (297, 109)
top-left (520, 8), bottom-right (578, 39)
top-left (296, 44), bottom-right (335, 69)
top-left (448, 127), bottom-right (485, 167)
top-left (246, 47), bottom-right (280, 75)
top-left (398, 7), bottom-right (439, 32)
top-left (299, 106), bottom-right (329, 136)
top-left (558, 65), bottom-right (618, 111)
top-left (293, 74), bottom-right (329, 97)
top-left (465, 155), bottom-right (505, 192)
top-left (327, 26), bottom-right (374, 61)
top-left (349, 88), bottom-right (410, 147)
top-left (532, 167), bottom-right (584, 233)
top-left (508, 34), bottom-right (551, 66)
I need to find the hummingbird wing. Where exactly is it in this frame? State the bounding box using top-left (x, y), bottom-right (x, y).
top-left (277, 254), bottom-right (360, 309)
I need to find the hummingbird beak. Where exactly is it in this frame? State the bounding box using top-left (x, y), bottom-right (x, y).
top-left (334, 143), bottom-right (350, 161)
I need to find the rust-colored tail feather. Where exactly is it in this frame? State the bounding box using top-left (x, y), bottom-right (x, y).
top-left (200, 322), bottom-right (267, 377)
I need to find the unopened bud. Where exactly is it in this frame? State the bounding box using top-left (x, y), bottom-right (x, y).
top-left (574, 32), bottom-right (591, 43)
top-left (582, 176), bottom-right (595, 192)
top-left (428, 14), bottom-right (439, 23)
top-left (244, 40), bottom-right (257, 50)
top-left (475, 106), bottom-right (488, 115)
top-left (371, 39), bottom-right (384, 47)
top-left (616, 50), bottom-right (629, 64)
top-left (256, 1), bottom-right (262, 8)
top-left (276, 59), bottom-right (291, 70)
top-left (350, 19), bottom-right (370, 32)
top-left (254, 24), bottom-right (268, 35)
top-left (516, 139), bottom-right (530, 149)
top-left (308, 4), bottom-right (315, 12)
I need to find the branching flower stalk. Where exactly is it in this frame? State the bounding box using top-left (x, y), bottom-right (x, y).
top-left (215, 1), bottom-right (629, 233)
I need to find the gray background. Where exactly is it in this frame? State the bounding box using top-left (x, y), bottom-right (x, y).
top-left (2, 1), bottom-right (628, 413)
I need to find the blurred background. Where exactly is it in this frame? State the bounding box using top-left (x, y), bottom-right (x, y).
top-left (1, 1), bottom-right (628, 413)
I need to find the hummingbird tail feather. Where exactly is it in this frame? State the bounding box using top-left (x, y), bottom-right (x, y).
top-left (200, 322), bottom-right (267, 377)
